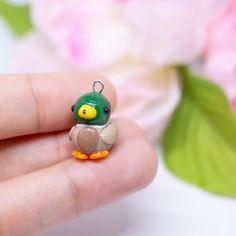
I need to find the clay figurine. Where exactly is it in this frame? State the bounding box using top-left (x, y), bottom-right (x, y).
top-left (69, 80), bottom-right (118, 160)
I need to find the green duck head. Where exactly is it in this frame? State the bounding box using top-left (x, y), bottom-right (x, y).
top-left (71, 81), bottom-right (111, 126)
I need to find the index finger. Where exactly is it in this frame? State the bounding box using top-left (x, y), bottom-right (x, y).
top-left (0, 72), bottom-right (116, 140)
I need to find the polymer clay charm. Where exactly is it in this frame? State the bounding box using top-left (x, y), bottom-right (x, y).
top-left (69, 80), bottom-right (118, 160)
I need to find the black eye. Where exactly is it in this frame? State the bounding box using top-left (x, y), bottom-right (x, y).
top-left (104, 107), bottom-right (110, 115)
top-left (71, 105), bottom-right (75, 112)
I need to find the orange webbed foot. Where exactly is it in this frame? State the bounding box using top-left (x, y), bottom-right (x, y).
top-left (89, 150), bottom-right (109, 160)
top-left (72, 150), bottom-right (89, 160)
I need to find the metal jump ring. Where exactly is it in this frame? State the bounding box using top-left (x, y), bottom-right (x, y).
top-left (93, 80), bottom-right (104, 94)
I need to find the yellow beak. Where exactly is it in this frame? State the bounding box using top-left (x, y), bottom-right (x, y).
top-left (78, 104), bottom-right (97, 120)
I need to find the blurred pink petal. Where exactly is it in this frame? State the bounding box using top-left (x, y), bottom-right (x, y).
top-left (30, 0), bottom-right (228, 68)
top-left (14, 33), bottom-right (76, 73)
top-left (118, 0), bottom-right (228, 65)
top-left (31, 0), bottom-right (131, 68)
top-left (204, 0), bottom-right (236, 101)
top-left (111, 66), bottom-right (181, 142)
top-left (231, 96), bottom-right (236, 112)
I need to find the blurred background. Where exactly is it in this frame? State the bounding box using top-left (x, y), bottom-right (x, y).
top-left (1, 0), bottom-right (236, 235)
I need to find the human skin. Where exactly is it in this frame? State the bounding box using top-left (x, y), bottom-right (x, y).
top-left (0, 72), bottom-right (157, 235)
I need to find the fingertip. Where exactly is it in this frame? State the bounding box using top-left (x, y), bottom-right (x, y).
top-left (132, 139), bottom-right (158, 189)
top-left (114, 118), bottom-right (148, 143)
top-left (0, 72), bottom-right (117, 139)
top-left (114, 139), bottom-right (158, 193)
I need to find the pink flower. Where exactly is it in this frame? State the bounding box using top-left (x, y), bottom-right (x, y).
top-left (204, 0), bottom-right (236, 108)
top-left (30, 0), bottom-right (228, 68)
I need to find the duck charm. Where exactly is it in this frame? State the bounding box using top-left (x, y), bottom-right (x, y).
top-left (69, 80), bottom-right (118, 160)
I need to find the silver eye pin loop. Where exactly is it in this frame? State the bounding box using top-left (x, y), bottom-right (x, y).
top-left (93, 80), bottom-right (104, 94)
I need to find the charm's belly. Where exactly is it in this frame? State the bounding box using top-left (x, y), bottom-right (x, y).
top-left (70, 125), bottom-right (112, 154)
top-left (76, 127), bottom-right (99, 154)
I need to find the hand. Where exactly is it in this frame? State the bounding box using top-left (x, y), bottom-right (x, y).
top-left (0, 72), bottom-right (157, 235)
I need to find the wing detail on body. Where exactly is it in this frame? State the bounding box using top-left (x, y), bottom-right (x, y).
top-left (101, 122), bottom-right (118, 145)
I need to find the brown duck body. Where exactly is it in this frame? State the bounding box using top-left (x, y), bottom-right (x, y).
top-left (69, 121), bottom-right (118, 154)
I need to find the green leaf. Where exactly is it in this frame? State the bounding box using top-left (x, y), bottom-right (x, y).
top-left (0, 1), bottom-right (33, 36)
top-left (162, 66), bottom-right (236, 196)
